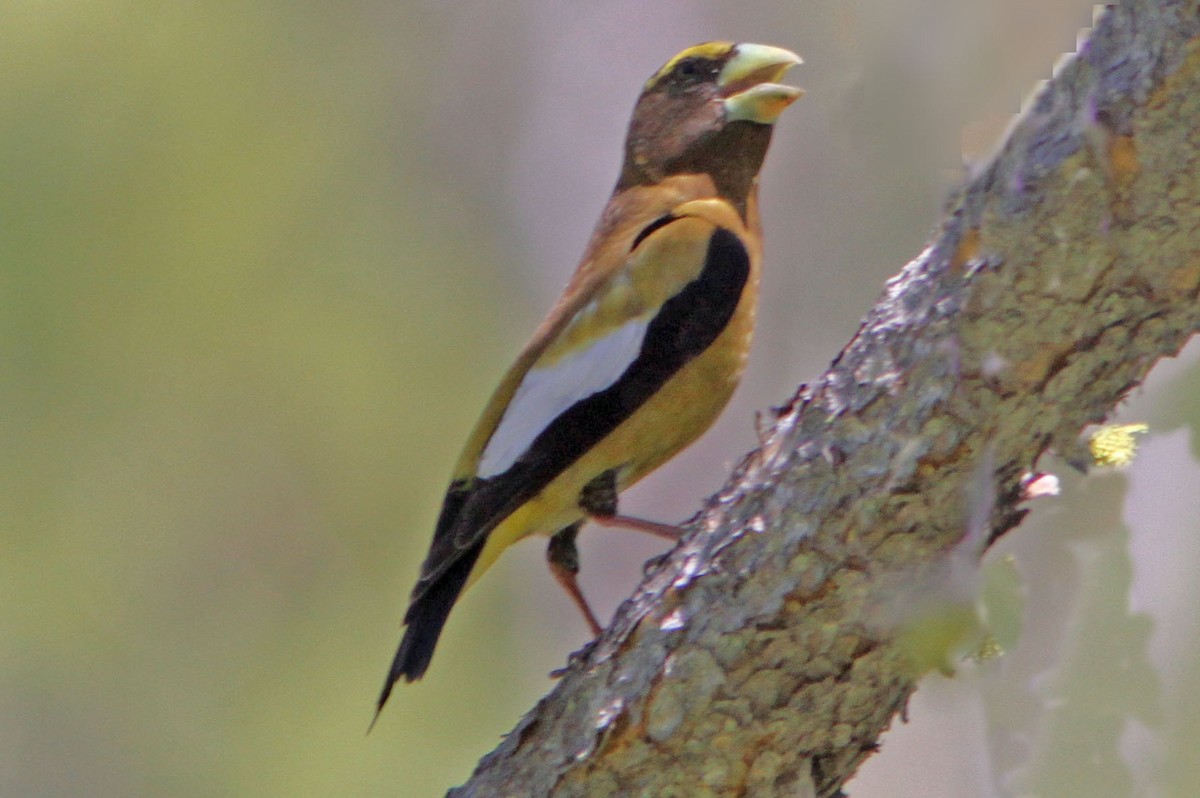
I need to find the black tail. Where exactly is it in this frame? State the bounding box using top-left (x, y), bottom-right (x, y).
top-left (372, 540), bottom-right (483, 724)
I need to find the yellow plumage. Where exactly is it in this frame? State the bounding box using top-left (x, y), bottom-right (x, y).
top-left (471, 186), bottom-right (762, 583)
top-left (375, 42), bottom-right (801, 718)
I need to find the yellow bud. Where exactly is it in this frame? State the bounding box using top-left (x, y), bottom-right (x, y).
top-left (1088, 423), bottom-right (1149, 467)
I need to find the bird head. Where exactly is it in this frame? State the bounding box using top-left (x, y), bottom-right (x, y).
top-left (619, 42), bottom-right (803, 196)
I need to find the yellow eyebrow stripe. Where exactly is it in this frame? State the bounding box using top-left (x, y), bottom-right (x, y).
top-left (645, 41), bottom-right (734, 88)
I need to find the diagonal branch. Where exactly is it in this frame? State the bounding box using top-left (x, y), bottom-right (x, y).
top-left (449, 2), bottom-right (1200, 795)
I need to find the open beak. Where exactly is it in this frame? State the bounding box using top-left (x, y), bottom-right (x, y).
top-left (720, 43), bottom-right (804, 124)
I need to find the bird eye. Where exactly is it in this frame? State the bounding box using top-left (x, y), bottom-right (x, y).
top-left (675, 57), bottom-right (705, 80)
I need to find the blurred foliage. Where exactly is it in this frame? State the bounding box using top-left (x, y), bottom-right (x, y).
top-left (0, 4), bottom-right (526, 795)
top-left (987, 476), bottom-right (1159, 798)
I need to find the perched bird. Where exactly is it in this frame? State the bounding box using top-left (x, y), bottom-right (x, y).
top-left (376, 41), bottom-right (802, 716)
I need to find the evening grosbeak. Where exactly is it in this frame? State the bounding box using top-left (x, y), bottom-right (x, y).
top-left (376, 41), bottom-right (802, 715)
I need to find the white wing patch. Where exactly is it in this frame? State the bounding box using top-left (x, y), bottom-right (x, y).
top-left (477, 318), bottom-right (650, 479)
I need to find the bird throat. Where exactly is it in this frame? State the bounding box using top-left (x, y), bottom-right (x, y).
top-left (618, 121), bottom-right (773, 218)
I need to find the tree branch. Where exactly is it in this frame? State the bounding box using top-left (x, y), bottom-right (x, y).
top-left (449, 2), bottom-right (1200, 795)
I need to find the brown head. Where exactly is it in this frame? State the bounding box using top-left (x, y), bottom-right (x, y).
top-left (618, 42), bottom-right (803, 202)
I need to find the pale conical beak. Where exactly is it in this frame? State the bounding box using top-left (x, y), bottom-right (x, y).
top-left (720, 43), bottom-right (804, 124)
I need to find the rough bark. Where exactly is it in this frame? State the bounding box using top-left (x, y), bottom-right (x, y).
top-left (448, 1), bottom-right (1200, 795)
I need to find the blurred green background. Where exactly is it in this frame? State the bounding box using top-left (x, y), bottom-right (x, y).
top-left (3, 2), bottom-right (1198, 796)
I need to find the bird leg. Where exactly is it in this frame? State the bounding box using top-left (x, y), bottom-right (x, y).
top-left (546, 523), bottom-right (603, 636)
top-left (579, 469), bottom-right (683, 540)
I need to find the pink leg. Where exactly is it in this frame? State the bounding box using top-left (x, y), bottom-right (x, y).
top-left (588, 513), bottom-right (682, 540)
top-left (546, 524), bottom-right (603, 636)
